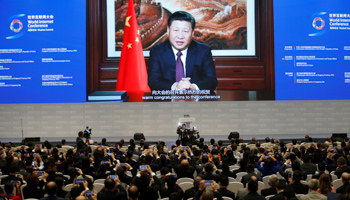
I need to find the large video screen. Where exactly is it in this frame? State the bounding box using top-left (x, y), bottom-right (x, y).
top-left (274, 1), bottom-right (350, 100)
top-left (1, 1), bottom-right (349, 104)
top-left (0, 0), bottom-right (86, 104)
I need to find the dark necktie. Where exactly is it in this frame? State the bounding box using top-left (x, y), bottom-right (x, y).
top-left (176, 51), bottom-right (185, 82)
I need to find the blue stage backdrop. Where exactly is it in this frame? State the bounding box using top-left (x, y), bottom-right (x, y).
top-left (274, 1), bottom-right (350, 100)
top-left (0, 1), bottom-right (86, 103)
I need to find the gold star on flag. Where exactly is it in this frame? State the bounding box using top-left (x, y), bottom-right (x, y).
top-left (135, 37), bottom-right (139, 43)
top-left (127, 43), bottom-right (132, 49)
top-left (125, 16), bottom-right (131, 27)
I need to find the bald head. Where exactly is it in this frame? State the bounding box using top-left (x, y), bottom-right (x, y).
top-left (128, 185), bottom-right (139, 200)
top-left (309, 179), bottom-right (319, 191)
top-left (46, 181), bottom-right (57, 195)
top-left (180, 159), bottom-right (189, 167)
top-left (194, 176), bottom-right (202, 185)
top-left (250, 175), bottom-right (258, 182)
top-left (342, 172), bottom-right (350, 183)
top-left (76, 196), bottom-right (85, 200)
top-left (202, 189), bottom-right (214, 200)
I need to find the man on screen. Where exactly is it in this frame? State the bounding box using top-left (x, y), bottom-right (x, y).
top-left (148, 11), bottom-right (218, 91)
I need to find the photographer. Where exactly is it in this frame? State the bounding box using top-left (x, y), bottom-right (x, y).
top-left (76, 131), bottom-right (88, 152)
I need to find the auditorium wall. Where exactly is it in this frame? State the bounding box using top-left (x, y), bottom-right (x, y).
top-left (0, 100), bottom-right (349, 141)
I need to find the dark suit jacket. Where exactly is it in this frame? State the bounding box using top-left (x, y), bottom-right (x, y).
top-left (39, 196), bottom-right (64, 200)
top-left (336, 182), bottom-right (350, 194)
top-left (184, 187), bottom-right (196, 200)
top-left (218, 187), bottom-right (236, 200)
top-left (289, 182), bottom-right (309, 194)
top-left (242, 191), bottom-right (266, 200)
top-left (197, 171), bottom-right (221, 182)
top-left (312, 172), bottom-right (332, 180)
top-left (261, 187), bottom-right (277, 197)
top-left (335, 166), bottom-right (350, 178)
top-left (241, 172), bottom-right (262, 187)
top-left (270, 192), bottom-right (284, 200)
top-left (97, 185), bottom-right (127, 200)
top-left (301, 163), bottom-right (317, 174)
top-left (76, 137), bottom-right (87, 151)
top-left (148, 40), bottom-right (218, 91)
top-left (174, 165), bottom-right (195, 179)
top-left (324, 192), bottom-right (341, 200)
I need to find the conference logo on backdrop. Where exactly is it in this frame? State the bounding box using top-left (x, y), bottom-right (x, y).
top-left (309, 12), bottom-right (327, 36)
top-left (6, 14), bottom-right (26, 39)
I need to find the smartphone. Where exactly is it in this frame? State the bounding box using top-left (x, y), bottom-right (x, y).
top-left (120, 163), bottom-right (125, 167)
top-left (75, 179), bottom-right (84, 183)
top-left (202, 153), bottom-right (208, 156)
top-left (265, 156), bottom-right (269, 158)
top-left (25, 153), bottom-right (29, 156)
top-left (211, 147), bottom-right (216, 149)
top-left (32, 161), bottom-right (35, 166)
top-left (227, 148), bottom-right (231, 151)
top-left (86, 191), bottom-right (93, 196)
top-left (183, 146), bottom-right (188, 150)
top-left (102, 161), bottom-right (109, 164)
top-left (36, 144), bottom-right (40, 148)
top-left (311, 143), bottom-right (314, 146)
top-left (107, 153), bottom-right (112, 156)
top-left (181, 153), bottom-right (185, 156)
top-left (109, 175), bottom-right (116, 179)
top-left (125, 149), bottom-right (128, 152)
top-left (172, 174), bottom-right (177, 178)
top-left (330, 148), bottom-right (334, 151)
top-left (290, 146), bottom-right (293, 148)
top-left (98, 146), bottom-right (102, 148)
top-left (139, 165), bottom-right (147, 170)
top-left (33, 154), bottom-right (37, 157)
top-left (21, 146), bottom-right (25, 149)
top-left (12, 182), bottom-right (18, 185)
top-left (38, 171), bottom-right (44, 176)
top-left (204, 181), bottom-right (211, 186)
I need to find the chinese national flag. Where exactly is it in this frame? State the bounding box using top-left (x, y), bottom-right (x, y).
top-left (116, 0), bottom-right (151, 94)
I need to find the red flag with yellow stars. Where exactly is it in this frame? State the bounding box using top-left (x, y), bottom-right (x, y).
top-left (116, 0), bottom-right (150, 96)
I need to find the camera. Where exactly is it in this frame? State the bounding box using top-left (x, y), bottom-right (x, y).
top-left (84, 126), bottom-right (92, 139)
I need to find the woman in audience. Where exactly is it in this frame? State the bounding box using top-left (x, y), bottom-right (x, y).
top-left (317, 173), bottom-right (335, 194)
top-left (22, 174), bottom-right (45, 199)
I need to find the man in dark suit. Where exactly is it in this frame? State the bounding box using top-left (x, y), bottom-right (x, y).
top-left (39, 181), bottom-right (64, 200)
top-left (184, 177), bottom-right (202, 200)
top-left (197, 163), bottom-right (221, 183)
top-left (174, 159), bottom-right (195, 179)
top-left (233, 159), bottom-right (248, 179)
top-left (242, 180), bottom-right (265, 200)
top-left (336, 172), bottom-right (350, 194)
top-left (97, 177), bottom-right (127, 200)
top-left (270, 181), bottom-right (286, 200)
top-left (76, 131), bottom-right (88, 152)
top-left (1, 164), bottom-right (23, 185)
top-left (288, 170), bottom-right (309, 195)
top-left (218, 175), bottom-right (236, 200)
top-left (148, 11), bottom-right (218, 91)
top-left (312, 162), bottom-right (332, 180)
top-left (241, 164), bottom-right (262, 187)
top-left (335, 157), bottom-right (350, 178)
top-left (261, 175), bottom-right (278, 197)
top-left (301, 154), bottom-right (317, 174)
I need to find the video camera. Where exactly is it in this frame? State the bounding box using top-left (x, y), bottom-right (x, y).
top-left (83, 126), bottom-right (92, 139)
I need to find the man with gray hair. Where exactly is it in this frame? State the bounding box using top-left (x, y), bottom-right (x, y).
top-left (299, 179), bottom-right (327, 200)
top-left (193, 180), bottom-right (223, 200)
top-left (337, 172), bottom-right (350, 194)
top-left (261, 175), bottom-right (279, 197)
